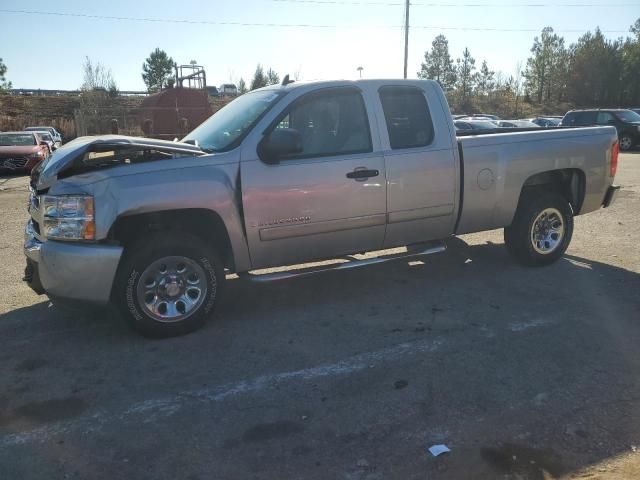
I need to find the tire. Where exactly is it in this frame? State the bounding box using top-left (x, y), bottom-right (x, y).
top-left (503, 191), bottom-right (574, 267)
top-left (619, 135), bottom-right (633, 152)
top-left (113, 233), bottom-right (224, 338)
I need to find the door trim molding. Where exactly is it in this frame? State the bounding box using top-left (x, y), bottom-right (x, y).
top-left (259, 213), bottom-right (386, 241)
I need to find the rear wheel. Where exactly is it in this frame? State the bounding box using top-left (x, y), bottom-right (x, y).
top-left (114, 233), bottom-right (224, 338)
top-left (619, 135), bottom-right (633, 151)
top-left (504, 191), bottom-right (574, 267)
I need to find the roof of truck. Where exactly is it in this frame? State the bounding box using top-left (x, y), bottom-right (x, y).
top-left (257, 78), bottom-right (437, 92)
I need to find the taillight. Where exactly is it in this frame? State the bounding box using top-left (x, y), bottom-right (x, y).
top-left (610, 141), bottom-right (619, 177)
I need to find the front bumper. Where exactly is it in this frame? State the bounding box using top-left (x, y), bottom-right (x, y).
top-left (602, 185), bottom-right (620, 208)
top-left (24, 221), bottom-right (124, 304)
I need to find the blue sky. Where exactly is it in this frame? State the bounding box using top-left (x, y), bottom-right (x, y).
top-left (1, 1), bottom-right (638, 90)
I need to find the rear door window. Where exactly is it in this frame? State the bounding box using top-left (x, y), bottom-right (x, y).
top-left (379, 86), bottom-right (434, 149)
top-left (596, 112), bottom-right (616, 125)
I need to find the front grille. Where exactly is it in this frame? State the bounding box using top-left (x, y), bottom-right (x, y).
top-left (1, 157), bottom-right (28, 169)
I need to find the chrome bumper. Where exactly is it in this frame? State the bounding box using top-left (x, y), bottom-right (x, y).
top-left (24, 221), bottom-right (124, 304)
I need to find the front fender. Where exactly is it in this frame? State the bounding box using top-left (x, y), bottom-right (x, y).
top-left (88, 163), bottom-right (251, 272)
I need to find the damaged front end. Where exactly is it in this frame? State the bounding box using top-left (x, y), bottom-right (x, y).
top-left (32, 135), bottom-right (205, 191)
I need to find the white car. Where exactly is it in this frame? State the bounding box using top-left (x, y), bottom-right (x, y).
top-left (28, 131), bottom-right (57, 152)
top-left (24, 126), bottom-right (62, 148)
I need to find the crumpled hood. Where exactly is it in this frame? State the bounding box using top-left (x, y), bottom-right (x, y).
top-left (33, 135), bottom-right (203, 191)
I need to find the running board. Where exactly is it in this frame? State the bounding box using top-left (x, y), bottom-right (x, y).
top-left (241, 241), bottom-right (446, 283)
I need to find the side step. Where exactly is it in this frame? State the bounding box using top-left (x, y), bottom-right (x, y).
top-left (241, 241), bottom-right (446, 283)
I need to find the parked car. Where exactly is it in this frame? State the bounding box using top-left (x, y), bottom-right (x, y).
top-left (206, 86), bottom-right (219, 97)
top-left (561, 109), bottom-right (640, 151)
top-left (218, 84), bottom-right (238, 97)
top-left (24, 126), bottom-right (62, 148)
top-left (457, 116), bottom-right (499, 125)
top-left (454, 120), bottom-right (498, 131)
top-left (497, 120), bottom-right (540, 128)
top-left (0, 132), bottom-right (49, 174)
top-left (469, 113), bottom-right (501, 121)
top-left (29, 131), bottom-right (57, 152)
top-left (527, 117), bottom-right (561, 127)
top-left (24, 79), bottom-right (619, 337)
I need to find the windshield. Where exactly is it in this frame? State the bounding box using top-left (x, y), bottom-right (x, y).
top-left (38, 133), bottom-right (52, 141)
top-left (0, 133), bottom-right (36, 146)
top-left (615, 110), bottom-right (640, 122)
top-left (183, 90), bottom-right (285, 152)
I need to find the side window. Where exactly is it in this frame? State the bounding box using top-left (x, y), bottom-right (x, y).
top-left (596, 112), bottom-right (615, 125)
top-left (379, 86), bottom-right (434, 149)
top-left (274, 88), bottom-right (372, 159)
top-left (575, 111), bottom-right (597, 125)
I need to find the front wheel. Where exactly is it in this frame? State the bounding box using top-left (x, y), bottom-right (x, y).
top-left (504, 191), bottom-right (574, 267)
top-left (113, 233), bottom-right (224, 338)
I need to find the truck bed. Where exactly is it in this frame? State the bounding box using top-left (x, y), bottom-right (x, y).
top-left (455, 126), bottom-right (618, 235)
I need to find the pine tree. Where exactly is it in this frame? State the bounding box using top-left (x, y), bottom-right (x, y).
top-left (417, 35), bottom-right (457, 91)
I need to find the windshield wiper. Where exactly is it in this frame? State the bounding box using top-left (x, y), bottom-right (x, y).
top-left (200, 147), bottom-right (219, 154)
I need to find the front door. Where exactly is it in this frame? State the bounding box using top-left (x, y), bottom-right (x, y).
top-left (241, 86), bottom-right (387, 269)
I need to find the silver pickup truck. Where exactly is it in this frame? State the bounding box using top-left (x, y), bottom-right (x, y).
top-left (24, 79), bottom-right (620, 337)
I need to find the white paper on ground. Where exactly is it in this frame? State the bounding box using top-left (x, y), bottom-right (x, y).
top-left (428, 444), bottom-right (451, 456)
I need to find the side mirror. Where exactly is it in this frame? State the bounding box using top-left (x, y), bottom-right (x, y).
top-left (258, 128), bottom-right (303, 164)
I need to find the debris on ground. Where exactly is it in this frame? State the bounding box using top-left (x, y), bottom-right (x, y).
top-left (428, 444), bottom-right (451, 457)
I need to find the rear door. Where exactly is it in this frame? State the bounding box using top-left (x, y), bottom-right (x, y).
top-left (376, 84), bottom-right (457, 247)
top-left (240, 86), bottom-right (387, 269)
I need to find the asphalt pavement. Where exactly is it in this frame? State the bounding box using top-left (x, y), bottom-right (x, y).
top-left (0, 153), bottom-right (639, 479)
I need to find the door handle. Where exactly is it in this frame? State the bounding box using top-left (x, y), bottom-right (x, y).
top-left (346, 168), bottom-right (379, 180)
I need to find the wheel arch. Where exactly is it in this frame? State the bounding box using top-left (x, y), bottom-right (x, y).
top-left (517, 168), bottom-right (586, 216)
top-left (108, 208), bottom-right (235, 271)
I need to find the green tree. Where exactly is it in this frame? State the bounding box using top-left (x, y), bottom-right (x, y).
top-left (456, 47), bottom-right (478, 104)
top-left (0, 57), bottom-right (11, 92)
top-left (250, 64), bottom-right (268, 90)
top-left (417, 34), bottom-right (457, 91)
top-left (266, 68), bottom-right (280, 86)
top-left (238, 78), bottom-right (248, 94)
top-left (142, 48), bottom-right (175, 92)
top-left (524, 27), bottom-right (567, 103)
top-left (566, 28), bottom-right (624, 106)
top-left (476, 60), bottom-right (494, 96)
top-left (621, 18), bottom-right (640, 104)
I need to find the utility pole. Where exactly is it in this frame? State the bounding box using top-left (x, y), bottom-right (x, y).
top-left (403, 0), bottom-right (410, 79)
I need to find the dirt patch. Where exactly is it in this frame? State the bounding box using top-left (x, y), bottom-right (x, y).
top-left (481, 442), bottom-right (566, 478)
top-left (0, 397), bottom-right (88, 427)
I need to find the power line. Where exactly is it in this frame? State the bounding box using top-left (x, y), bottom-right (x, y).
top-left (272, 0), bottom-right (637, 6)
top-left (0, 9), bottom-right (630, 33)
top-left (0, 9), bottom-right (336, 28)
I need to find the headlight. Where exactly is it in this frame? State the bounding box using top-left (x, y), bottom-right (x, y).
top-left (29, 151), bottom-right (45, 159)
top-left (41, 195), bottom-right (96, 241)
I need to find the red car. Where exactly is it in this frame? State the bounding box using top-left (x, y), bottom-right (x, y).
top-left (0, 131), bottom-right (50, 174)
